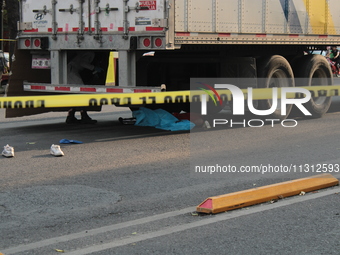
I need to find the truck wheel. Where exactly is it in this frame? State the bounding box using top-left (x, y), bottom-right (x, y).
top-left (293, 54), bottom-right (332, 118)
top-left (257, 55), bottom-right (295, 120)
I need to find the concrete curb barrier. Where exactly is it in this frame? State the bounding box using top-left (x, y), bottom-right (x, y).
top-left (197, 173), bottom-right (339, 214)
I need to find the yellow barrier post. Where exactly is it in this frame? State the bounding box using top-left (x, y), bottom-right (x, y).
top-left (105, 52), bottom-right (118, 86)
top-left (197, 173), bottom-right (339, 214)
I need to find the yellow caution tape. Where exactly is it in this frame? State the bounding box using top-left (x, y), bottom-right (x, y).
top-left (0, 39), bottom-right (16, 42)
top-left (0, 85), bottom-right (339, 109)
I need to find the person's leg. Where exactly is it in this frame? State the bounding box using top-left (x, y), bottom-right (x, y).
top-left (80, 109), bottom-right (97, 124)
top-left (66, 108), bottom-right (80, 124)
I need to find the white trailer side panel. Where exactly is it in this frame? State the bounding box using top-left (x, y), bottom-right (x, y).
top-left (241, 0), bottom-right (264, 34)
top-left (329, 0), bottom-right (340, 34)
top-left (21, 0), bottom-right (53, 32)
top-left (89, 0), bottom-right (124, 32)
top-left (18, 0), bottom-right (340, 47)
top-left (174, 0), bottom-right (340, 45)
top-left (174, 0), bottom-right (186, 32)
top-left (56, 0), bottom-right (87, 33)
top-left (265, 0), bottom-right (287, 34)
top-left (175, 0), bottom-right (340, 35)
top-left (187, 0), bottom-right (214, 32)
top-left (20, 0), bottom-right (166, 34)
top-left (89, 0), bottom-right (165, 33)
top-left (215, 1), bottom-right (239, 32)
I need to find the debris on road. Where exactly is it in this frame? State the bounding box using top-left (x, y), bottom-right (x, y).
top-left (132, 107), bottom-right (194, 131)
top-left (50, 144), bottom-right (64, 157)
top-left (2, 144), bottom-right (14, 157)
top-left (59, 139), bottom-right (83, 144)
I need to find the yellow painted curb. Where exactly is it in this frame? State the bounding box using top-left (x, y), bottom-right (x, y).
top-left (197, 173), bottom-right (339, 214)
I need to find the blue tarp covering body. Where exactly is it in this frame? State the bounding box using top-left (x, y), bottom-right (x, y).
top-left (132, 107), bottom-right (195, 131)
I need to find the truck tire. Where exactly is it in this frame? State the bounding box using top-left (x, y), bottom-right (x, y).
top-left (293, 54), bottom-right (332, 118)
top-left (256, 55), bottom-right (295, 120)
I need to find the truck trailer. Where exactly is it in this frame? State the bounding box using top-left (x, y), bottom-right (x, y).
top-left (6, 0), bottom-right (339, 119)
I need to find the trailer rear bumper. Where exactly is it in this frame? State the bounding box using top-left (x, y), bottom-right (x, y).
top-left (23, 82), bottom-right (162, 94)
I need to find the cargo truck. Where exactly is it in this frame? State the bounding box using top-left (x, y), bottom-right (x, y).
top-left (6, 0), bottom-right (340, 119)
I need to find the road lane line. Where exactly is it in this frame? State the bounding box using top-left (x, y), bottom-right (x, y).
top-left (2, 207), bottom-right (195, 254)
top-left (28, 188), bottom-right (340, 255)
top-left (3, 174), bottom-right (340, 254)
top-left (65, 187), bottom-right (340, 255)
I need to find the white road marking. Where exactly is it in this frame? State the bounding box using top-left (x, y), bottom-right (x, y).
top-left (3, 185), bottom-right (339, 255)
top-left (2, 207), bottom-right (195, 254)
top-left (64, 186), bottom-right (340, 254)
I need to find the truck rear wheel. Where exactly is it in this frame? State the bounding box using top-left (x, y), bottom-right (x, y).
top-left (256, 55), bottom-right (295, 120)
top-left (293, 54), bottom-right (332, 118)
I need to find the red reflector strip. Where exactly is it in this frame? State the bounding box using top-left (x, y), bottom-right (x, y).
top-left (101, 27), bottom-right (108, 32)
top-left (118, 27), bottom-right (135, 31)
top-left (72, 28), bottom-right (79, 32)
top-left (25, 85), bottom-right (161, 94)
top-left (198, 199), bottom-right (213, 209)
top-left (134, 89), bottom-right (152, 93)
top-left (319, 35), bottom-right (328, 38)
top-left (176, 32), bottom-right (191, 36)
top-left (256, 34), bottom-right (266, 37)
top-left (31, 85), bottom-right (46, 90)
top-left (289, 34), bottom-right (299, 38)
top-left (55, 87), bottom-right (71, 91)
top-left (218, 33), bottom-right (231, 37)
top-left (48, 28), bottom-right (63, 32)
top-left (80, 87), bottom-right (96, 92)
top-left (107, 88), bottom-right (124, 93)
top-left (83, 27), bottom-right (95, 32)
top-left (23, 29), bottom-right (39, 33)
top-left (145, 27), bottom-right (164, 31)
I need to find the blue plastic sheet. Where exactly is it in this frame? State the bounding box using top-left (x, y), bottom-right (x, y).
top-left (59, 139), bottom-right (83, 144)
top-left (132, 107), bottom-right (195, 131)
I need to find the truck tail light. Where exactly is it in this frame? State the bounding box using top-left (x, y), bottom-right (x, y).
top-left (25, 39), bottom-right (31, 48)
top-left (34, 39), bottom-right (41, 48)
top-left (154, 38), bottom-right (163, 47)
top-left (23, 38), bottom-right (49, 49)
top-left (143, 38), bottom-right (151, 47)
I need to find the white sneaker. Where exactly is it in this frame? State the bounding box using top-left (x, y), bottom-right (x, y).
top-left (50, 144), bottom-right (64, 157)
top-left (202, 120), bottom-right (211, 129)
top-left (2, 144), bottom-right (14, 157)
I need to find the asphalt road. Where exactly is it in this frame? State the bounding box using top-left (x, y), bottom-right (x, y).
top-left (0, 98), bottom-right (340, 254)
